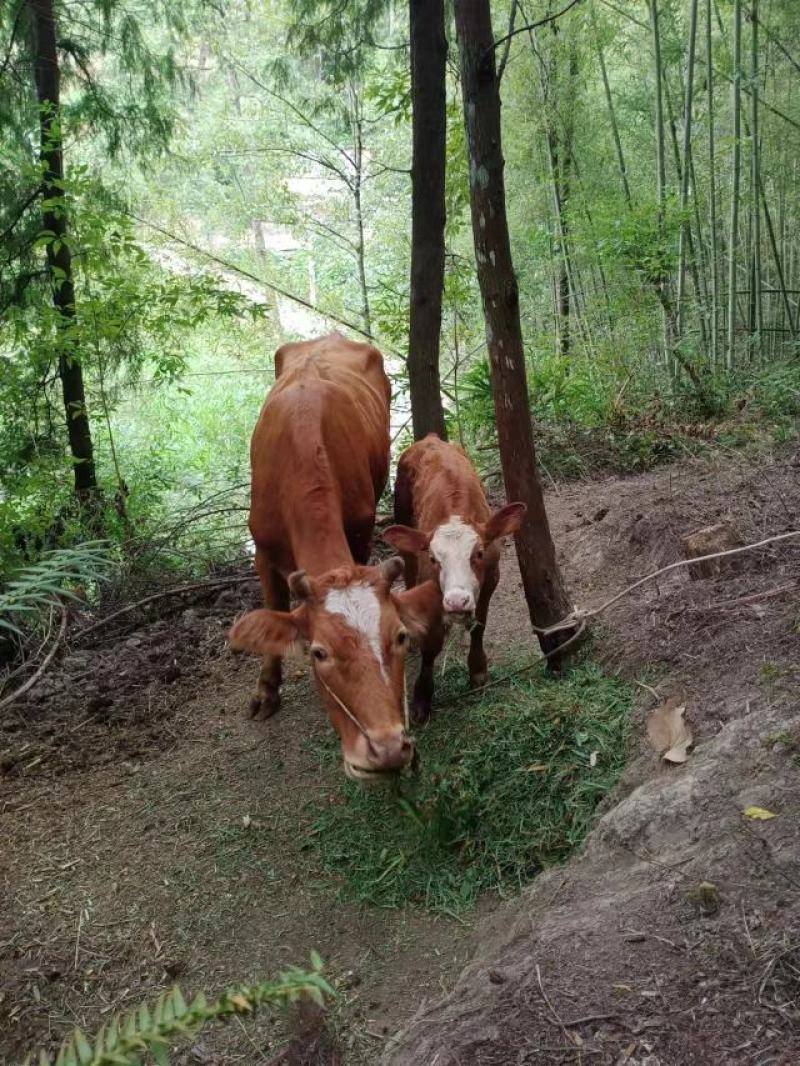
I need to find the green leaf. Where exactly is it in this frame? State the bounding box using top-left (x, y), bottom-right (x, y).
top-left (73, 1030), bottom-right (92, 1065)
top-left (171, 985), bottom-right (187, 1018)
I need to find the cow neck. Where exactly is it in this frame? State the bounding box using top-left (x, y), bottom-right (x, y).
top-left (290, 521), bottom-right (354, 577)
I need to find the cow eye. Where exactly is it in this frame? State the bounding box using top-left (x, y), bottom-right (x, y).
top-left (429, 552), bottom-right (439, 566)
top-left (311, 646), bottom-right (328, 662)
top-left (475, 548), bottom-right (484, 560)
top-left (396, 629), bottom-right (408, 647)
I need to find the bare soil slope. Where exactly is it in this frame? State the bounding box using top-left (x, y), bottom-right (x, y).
top-left (1, 445), bottom-right (798, 1066)
top-left (386, 445), bottom-right (800, 1066)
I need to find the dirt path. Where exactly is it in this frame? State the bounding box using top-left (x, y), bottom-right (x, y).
top-left (2, 444), bottom-right (799, 1064)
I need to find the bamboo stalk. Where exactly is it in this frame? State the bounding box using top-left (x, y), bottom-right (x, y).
top-left (726, 0), bottom-right (742, 370)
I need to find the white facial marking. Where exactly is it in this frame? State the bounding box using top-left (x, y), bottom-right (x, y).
top-left (324, 584), bottom-right (387, 678)
top-left (430, 516), bottom-right (480, 613)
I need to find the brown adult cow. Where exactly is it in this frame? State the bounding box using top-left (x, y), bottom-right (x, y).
top-left (382, 434), bottom-right (526, 723)
top-left (229, 334), bottom-right (439, 781)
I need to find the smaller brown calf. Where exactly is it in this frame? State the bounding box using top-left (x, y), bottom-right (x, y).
top-left (382, 434), bottom-right (525, 723)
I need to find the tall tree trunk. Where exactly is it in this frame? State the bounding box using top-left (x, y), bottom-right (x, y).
top-left (407, 0), bottom-right (448, 440)
top-left (595, 31), bottom-right (632, 206)
top-left (676, 0), bottom-right (699, 340)
top-left (29, 0), bottom-right (98, 502)
top-left (454, 0), bottom-right (578, 666)
top-left (706, 0), bottom-right (719, 367)
top-left (750, 0), bottom-right (763, 351)
top-left (649, 0), bottom-right (674, 376)
top-left (726, 0), bottom-right (742, 369)
top-left (349, 83), bottom-right (372, 338)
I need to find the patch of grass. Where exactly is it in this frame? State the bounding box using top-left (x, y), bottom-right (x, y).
top-left (309, 661), bottom-right (635, 913)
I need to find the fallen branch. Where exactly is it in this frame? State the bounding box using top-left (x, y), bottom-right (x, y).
top-left (532, 530), bottom-right (800, 637)
top-left (76, 575), bottom-right (258, 641)
top-left (0, 603), bottom-right (68, 711)
top-left (682, 581), bottom-right (799, 614)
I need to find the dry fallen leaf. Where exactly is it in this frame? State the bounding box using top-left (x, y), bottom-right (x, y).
top-left (523, 764), bottom-right (548, 773)
top-left (743, 806), bottom-right (777, 820)
top-left (589, 751), bottom-right (599, 767)
top-left (647, 696), bottom-right (693, 763)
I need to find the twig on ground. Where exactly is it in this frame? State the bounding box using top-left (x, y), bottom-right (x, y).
top-left (0, 603), bottom-right (68, 711)
top-left (682, 581), bottom-right (799, 613)
top-left (536, 964), bottom-right (577, 1048)
top-left (531, 529), bottom-right (800, 638)
top-left (75, 575), bottom-right (258, 640)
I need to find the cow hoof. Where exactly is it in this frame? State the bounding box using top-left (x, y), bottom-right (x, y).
top-left (249, 691), bottom-right (280, 720)
top-left (469, 670), bottom-right (489, 689)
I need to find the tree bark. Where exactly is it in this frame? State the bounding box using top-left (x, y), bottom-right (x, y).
top-left (706, 0), bottom-right (719, 367)
top-left (29, 0), bottom-right (98, 501)
top-left (407, 0), bottom-right (448, 440)
top-left (727, 0), bottom-right (742, 369)
top-left (648, 0), bottom-right (674, 377)
top-left (454, 0), bottom-right (578, 666)
top-left (750, 0), bottom-right (763, 349)
top-left (676, 0), bottom-right (699, 341)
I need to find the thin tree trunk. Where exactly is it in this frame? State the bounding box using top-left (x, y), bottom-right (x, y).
top-left (665, 74), bottom-right (708, 353)
top-left (706, 0), bottom-right (719, 367)
top-left (595, 31), bottom-right (632, 206)
top-left (750, 0), bottom-right (763, 351)
top-left (454, 0), bottom-right (578, 666)
top-left (407, 0), bottom-right (448, 440)
top-left (350, 85), bottom-right (372, 338)
top-left (649, 0), bottom-right (673, 374)
top-left (676, 0), bottom-right (699, 340)
top-left (760, 174), bottom-right (797, 337)
top-left (727, 0), bottom-right (743, 369)
top-left (29, 0), bottom-right (98, 503)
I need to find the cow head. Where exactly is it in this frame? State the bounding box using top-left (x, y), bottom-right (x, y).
top-left (228, 559), bottom-right (439, 782)
top-left (382, 503), bottom-right (526, 617)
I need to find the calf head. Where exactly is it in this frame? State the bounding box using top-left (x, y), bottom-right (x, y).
top-left (229, 558), bottom-right (439, 782)
top-left (383, 503), bottom-right (526, 617)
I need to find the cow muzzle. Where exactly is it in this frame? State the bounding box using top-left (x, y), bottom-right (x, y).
top-left (344, 730), bottom-right (416, 783)
top-left (443, 588), bottom-right (476, 616)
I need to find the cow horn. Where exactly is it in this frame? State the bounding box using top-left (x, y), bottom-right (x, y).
top-left (380, 556), bottom-right (404, 586)
top-left (289, 570), bottom-right (313, 601)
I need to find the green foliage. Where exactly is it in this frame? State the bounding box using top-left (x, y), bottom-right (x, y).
top-left (0, 542), bottom-right (114, 638)
top-left (310, 661), bottom-right (634, 912)
top-left (23, 961), bottom-right (332, 1066)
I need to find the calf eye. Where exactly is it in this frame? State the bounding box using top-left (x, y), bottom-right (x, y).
top-left (396, 630), bottom-right (408, 647)
top-left (311, 646), bottom-right (328, 662)
top-left (475, 548), bottom-right (484, 560)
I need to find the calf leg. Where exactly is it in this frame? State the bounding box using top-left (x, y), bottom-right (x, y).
top-left (250, 549), bottom-right (289, 720)
top-left (412, 616), bottom-right (445, 724)
top-left (468, 569), bottom-right (498, 688)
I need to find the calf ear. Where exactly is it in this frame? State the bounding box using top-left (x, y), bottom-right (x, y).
top-left (382, 525), bottom-right (430, 555)
top-left (228, 608), bottom-right (306, 657)
top-left (484, 502), bottom-right (527, 543)
top-left (394, 581), bottom-right (442, 640)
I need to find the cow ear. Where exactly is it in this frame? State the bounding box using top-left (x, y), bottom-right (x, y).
top-left (484, 502), bottom-right (527, 543)
top-left (379, 556), bottom-right (405, 586)
top-left (382, 525), bottom-right (430, 555)
top-left (228, 608), bottom-right (306, 657)
top-left (289, 570), bottom-right (317, 602)
top-left (394, 581), bottom-right (441, 640)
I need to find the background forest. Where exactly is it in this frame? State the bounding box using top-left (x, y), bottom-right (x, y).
top-left (1, 0), bottom-right (799, 619)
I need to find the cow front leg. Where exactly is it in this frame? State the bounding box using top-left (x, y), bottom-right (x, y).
top-left (467, 570), bottom-right (497, 688)
top-left (412, 617), bottom-right (445, 724)
top-left (250, 552), bottom-right (289, 720)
